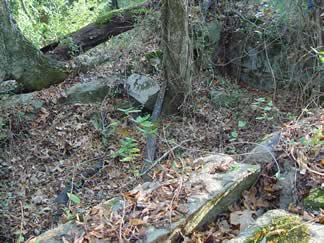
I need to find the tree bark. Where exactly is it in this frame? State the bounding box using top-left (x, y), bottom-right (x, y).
top-left (41, 1), bottom-right (152, 61)
top-left (0, 0), bottom-right (68, 92)
top-left (161, 0), bottom-right (192, 113)
top-left (110, 0), bottom-right (119, 9)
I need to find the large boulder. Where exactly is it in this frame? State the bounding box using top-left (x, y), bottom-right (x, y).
top-left (126, 74), bottom-right (160, 110)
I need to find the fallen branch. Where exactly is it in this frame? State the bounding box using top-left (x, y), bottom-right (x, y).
top-left (140, 139), bottom-right (189, 178)
top-left (41, 1), bottom-right (157, 61)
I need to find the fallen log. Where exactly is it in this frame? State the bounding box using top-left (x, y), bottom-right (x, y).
top-left (41, 1), bottom-right (156, 61)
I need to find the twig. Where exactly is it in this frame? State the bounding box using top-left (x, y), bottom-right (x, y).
top-left (168, 176), bottom-right (183, 227)
top-left (19, 201), bottom-right (24, 240)
top-left (227, 141), bottom-right (281, 176)
top-left (118, 199), bottom-right (126, 243)
top-left (140, 139), bottom-right (190, 177)
top-left (264, 39), bottom-right (277, 101)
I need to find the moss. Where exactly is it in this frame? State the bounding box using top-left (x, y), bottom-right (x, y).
top-left (245, 215), bottom-right (310, 243)
top-left (96, 8), bottom-right (123, 25)
top-left (95, 7), bottom-right (149, 25)
top-left (144, 49), bottom-right (163, 60)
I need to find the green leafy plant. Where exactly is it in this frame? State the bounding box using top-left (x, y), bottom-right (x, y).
top-left (117, 107), bottom-right (141, 115)
top-left (17, 235), bottom-right (24, 243)
top-left (91, 113), bottom-right (120, 146)
top-left (131, 114), bottom-right (158, 136)
top-left (63, 208), bottom-right (76, 221)
top-left (319, 51), bottom-right (324, 64)
top-left (59, 37), bottom-right (79, 55)
top-left (238, 120), bottom-right (247, 128)
top-left (230, 131), bottom-right (238, 142)
top-left (112, 108), bottom-right (159, 163)
top-left (64, 193), bottom-right (81, 221)
top-left (117, 107), bottom-right (158, 136)
top-left (67, 193), bottom-right (81, 204)
top-left (230, 163), bottom-right (241, 171)
top-left (299, 128), bottom-right (324, 147)
top-left (114, 137), bottom-right (140, 162)
top-left (252, 97), bottom-right (274, 121)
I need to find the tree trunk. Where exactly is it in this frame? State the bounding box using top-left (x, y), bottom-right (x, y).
top-left (161, 0), bottom-right (192, 113)
top-left (0, 0), bottom-right (68, 92)
top-left (110, 0), bottom-right (119, 9)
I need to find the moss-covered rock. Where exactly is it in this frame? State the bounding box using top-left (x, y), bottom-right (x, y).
top-left (62, 77), bottom-right (118, 104)
top-left (229, 210), bottom-right (324, 243)
top-left (245, 215), bottom-right (310, 243)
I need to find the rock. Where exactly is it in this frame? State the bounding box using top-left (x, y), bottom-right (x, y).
top-left (31, 195), bottom-right (44, 205)
top-left (278, 165), bottom-right (298, 209)
top-left (0, 92), bottom-right (45, 123)
top-left (126, 74), bottom-right (160, 110)
top-left (0, 93), bottom-right (44, 111)
top-left (209, 90), bottom-right (241, 109)
top-left (62, 77), bottom-right (119, 104)
top-left (28, 222), bottom-right (84, 243)
top-left (304, 188), bottom-right (324, 210)
top-left (227, 209), bottom-right (324, 243)
top-left (244, 131), bottom-right (281, 164)
top-left (215, 20), bottom-right (321, 92)
top-left (29, 198), bottom-right (122, 243)
top-left (0, 80), bottom-right (18, 94)
top-left (146, 154), bottom-right (260, 241)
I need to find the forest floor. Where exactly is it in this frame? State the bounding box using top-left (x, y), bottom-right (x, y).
top-left (0, 11), bottom-right (323, 243)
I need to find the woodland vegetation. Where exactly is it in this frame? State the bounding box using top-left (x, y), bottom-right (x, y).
top-left (0, 0), bottom-right (323, 242)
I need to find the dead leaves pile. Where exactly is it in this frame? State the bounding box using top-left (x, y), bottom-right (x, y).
top-left (0, 98), bottom-right (147, 240)
top-left (79, 159), bottom-right (194, 241)
top-left (279, 109), bottom-right (324, 177)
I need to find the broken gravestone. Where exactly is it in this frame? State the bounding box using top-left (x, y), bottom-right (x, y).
top-left (126, 74), bottom-right (160, 110)
top-left (29, 154), bottom-right (260, 242)
top-left (227, 209), bottom-right (324, 243)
